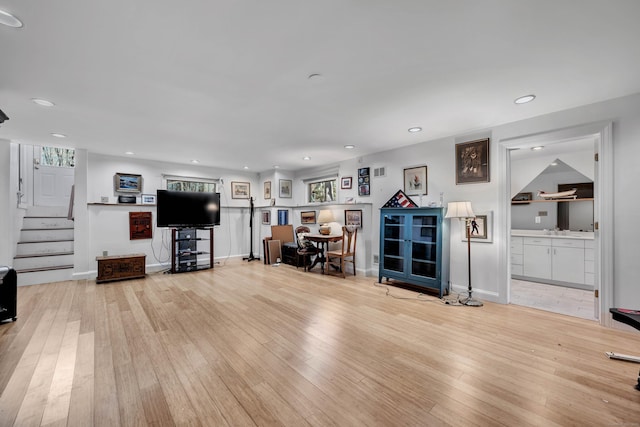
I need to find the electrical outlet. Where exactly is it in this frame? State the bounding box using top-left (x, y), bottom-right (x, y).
top-left (535, 216), bottom-right (541, 224)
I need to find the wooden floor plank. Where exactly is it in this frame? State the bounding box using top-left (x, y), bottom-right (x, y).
top-left (1, 259), bottom-right (639, 426)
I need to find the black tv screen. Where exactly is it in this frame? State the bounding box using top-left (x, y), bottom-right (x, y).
top-left (156, 190), bottom-right (220, 227)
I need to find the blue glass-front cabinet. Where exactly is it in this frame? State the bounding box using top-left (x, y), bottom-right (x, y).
top-left (378, 207), bottom-right (449, 297)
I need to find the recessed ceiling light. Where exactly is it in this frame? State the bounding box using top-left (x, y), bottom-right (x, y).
top-left (550, 162), bottom-right (558, 166)
top-left (344, 145), bottom-right (355, 149)
top-left (51, 133), bottom-right (66, 138)
top-left (191, 159), bottom-right (199, 164)
top-left (303, 156), bottom-right (311, 161)
top-left (531, 146), bottom-right (544, 151)
top-left (273, 165), bottom-right (280, 169)
top-left (125, 151), bottom-right (135, 155)
top-left (408, 127), bottom-right (422, 133)
top-left (32, 98), bottom-right (55, 107)
top-left (0, 9), bottom-right (23, 28)
top-left (515, 94), bottom-right (536, 104)
top-left (243, 166), bottom-right (249, 169)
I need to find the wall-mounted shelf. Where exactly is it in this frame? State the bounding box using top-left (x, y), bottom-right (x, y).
top-left (511, 198), bottom-right (594, 204)
top-left (88, 202), bottom-right (156, 207)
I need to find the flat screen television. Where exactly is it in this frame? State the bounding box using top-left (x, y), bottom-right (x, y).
top-left (156, 190), bottom-right (220, 227)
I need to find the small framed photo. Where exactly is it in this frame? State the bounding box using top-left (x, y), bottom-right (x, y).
top-left (345, 209), bottom-right (363, 229)
top-left (231, 181), bottom-right (250, 199)
top-left (264, 181), bottom-right (271, 199)
top-left (301, 211), bottom-right (316, 224)
top-left (403, 166), bottom-right (427, 196)
top-left (456, 138), bottom-right (490, 184)
top-left (141, 194), bottom-right (156, 205)
top-left (462, 211), bottom-right (493, 243)
top-left (262, 210), bottom-right (271, 225)
top-left (341, 176), bottom-right (353, 189)
top-left (279, 179), bottom-right (292, 198)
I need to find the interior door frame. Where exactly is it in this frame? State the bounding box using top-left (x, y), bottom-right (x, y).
top-left (498, 121), bottom-right (613, 326)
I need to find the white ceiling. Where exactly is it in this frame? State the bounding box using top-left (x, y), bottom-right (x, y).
top-left (1, 0), bottom-right (640, 173)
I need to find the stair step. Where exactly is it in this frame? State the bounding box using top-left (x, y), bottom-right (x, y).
top-left (16, 266), bottom-right (73, 286)
top-left (26, 206), bottom-right (69, 217)
top-left (20, 228), bottom-right (74, 241)
top-left (15, 251), bottom-right (73, 259)
top-left (23, 217), bottom-right (74, 229)
top-left (13, 253), bottom-right (74, 270)
top-left (17, 240), bottom-right (74, 256)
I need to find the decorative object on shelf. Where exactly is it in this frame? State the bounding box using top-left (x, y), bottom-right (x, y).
top-left (317, 209), bottom-right (335, 235)
top-left (100, 196), bottom-right (109, 203)
top-left (114, 172), bottom-right (143, 193)
top-left (537, 188), bottom-right (577, 200)
top-left (301, 210), bottom-right (316, 224)
top-left (403, 165), bottom-right (428, 196)
top-left (231, 181), bottom-right (250, 199)
top-left (278, 209), bottom-right (289, 225)
top-left (462, 211), bottom-right (493, 243)
top-left (262, 210), bottom-right (271, 225)
top-left (129, 212), bottom-right (152, 240)
top-left (455, 138), bottom-right (490, 184)
top-left (345, 209), bottom-right (363, 229)
top-left (382, 189), bottom-right (417, 208)
top-left (141, 194), bottom-right (156, 205)
top-left (270, 198), bottom-right (276, 206)
top-left (345, 197), bottom-right (355, 204)
top-left (445, 201), bottom-right (482, 306)
top-left (264, 181), bottom-right (271, 199)
top-left (279, 179), bottom-right (292, 198)
top-left (341, 176), bottom-right (352, 189)
top-left (358, 167), bottom-right (370, 196)
top-left (118, 195), bottom-right (137, 204)
top-left (511, 192), bottom-right (533, 204)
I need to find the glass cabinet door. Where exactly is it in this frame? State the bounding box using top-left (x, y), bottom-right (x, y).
top-left (383, 215), bottom-right (405, 273)
top-left (410, 215), bottom-right (437, 278)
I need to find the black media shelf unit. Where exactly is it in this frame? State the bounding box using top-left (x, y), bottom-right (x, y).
top-left (171, 228), bottom-right (214, 273)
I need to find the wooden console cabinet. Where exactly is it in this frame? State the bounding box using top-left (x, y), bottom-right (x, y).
top-left (96, 253), bottom-right (146, 283)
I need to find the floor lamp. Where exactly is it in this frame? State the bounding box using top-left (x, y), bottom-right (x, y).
top-left (445, 201), bottom-right (483, 307)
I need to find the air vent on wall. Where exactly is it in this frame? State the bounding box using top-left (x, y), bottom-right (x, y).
top-left (373, 254), bottom-right (379, 264)
top-left (373, 167), bottom-right (386, 178)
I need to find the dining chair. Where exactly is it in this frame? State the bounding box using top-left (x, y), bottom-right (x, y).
top-left (325, 226), bottom-right (357, 277)
top-left (295, 226), bottom-right (319, 271)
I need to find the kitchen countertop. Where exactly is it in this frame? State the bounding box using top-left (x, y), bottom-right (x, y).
top-left (511, 229), bottom-right (594, 240)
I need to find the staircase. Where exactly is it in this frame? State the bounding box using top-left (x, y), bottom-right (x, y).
top-left (14, 206), bottom-right (74, 286)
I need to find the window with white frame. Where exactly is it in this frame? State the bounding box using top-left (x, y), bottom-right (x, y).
top-left (308, 178), bottom-right (337, 203)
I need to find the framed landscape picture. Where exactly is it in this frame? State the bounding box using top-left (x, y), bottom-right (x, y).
top-left (279, 179), bottom-right (292, 198)
top-left (455, 138), bottom-right (490, 184)
top-left (231, 181), bottom-right (250, 199)
top-left (301, 211), bottom-right (316, 224)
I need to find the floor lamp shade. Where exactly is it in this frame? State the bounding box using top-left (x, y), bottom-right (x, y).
top-left (445, 201), bottom-right (482, 307)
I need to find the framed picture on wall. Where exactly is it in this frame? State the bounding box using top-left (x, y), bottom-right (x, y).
top-left (231, 181), bottom-right (250, 199)
top-left (264, 181), bottom-right (271, 199)
top-left (345, 209), bottom-right (363, 229)
top-left (455, 138), bottom-right (490, 184)
top-left (141, 194), bottom-right (156, 205)
top-left (462, 211), bottom-right (493, 243)
top-left (403, 165), bottom-right (427, 196)
top-left (279, 179), bottom-right (292, 198)
top-left (358, 167), bottom-right (370, 196)
top-left (262, 210), bottom-right (271, 225)
top-left (341, 176), bottom-right (352, 189)
top-left (301, 211), bottom-right (316, 224)
top-left (114, 173), bottom-right (142, 193)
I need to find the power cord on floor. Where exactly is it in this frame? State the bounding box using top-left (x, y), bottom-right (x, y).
top-left (372, 281), bottom-right (465, 305)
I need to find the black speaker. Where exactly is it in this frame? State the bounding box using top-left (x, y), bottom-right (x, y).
top-left (118, 195), bottom-right (137, 204)
top-left (0, 266), bottom-right (17, 322)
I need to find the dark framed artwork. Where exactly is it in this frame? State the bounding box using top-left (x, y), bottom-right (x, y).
top-left (261, 210), bottom-right (271, 225)
top-left (301, 211), bottom-right (316, 224)
top-left (341, 176), bottom-right (352, 189)
top-left (462, 212), bottom-right (493, 243)
top-left (129, 212), bottom-right (152, 240)
top-left (358, 167), bottom-right (370, 196)
top-left (344, 209), bottom-right (363, 229)
top-left (231, 181), bottom-right (250, 199)
top-left (455, 138), bottom-right (490, 184)
top-left (403, 165), bottom-right (427, 196)
top-left (264, 181), bottom-right (271, 199)
top-left (279, 179), bottom-right (292, 198)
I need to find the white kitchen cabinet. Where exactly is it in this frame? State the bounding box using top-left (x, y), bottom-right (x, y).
top-left (511, 237), bottom-right (524, 276)
top-left (552, 246), bottom-right (585, 283)
top-left (523, 240), bottom-right (552, 280)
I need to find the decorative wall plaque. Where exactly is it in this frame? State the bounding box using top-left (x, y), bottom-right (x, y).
top-left (129, 211), bottom-right (152, 240)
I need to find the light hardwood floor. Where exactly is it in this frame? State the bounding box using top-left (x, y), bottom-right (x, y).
top-left (1, 259), bottom-right (639, 426)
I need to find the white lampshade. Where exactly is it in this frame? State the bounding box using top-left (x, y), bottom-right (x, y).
top-left (317, 209), bottom-right (335, 224)
top-left (445, 201), bottom-right (475, 219)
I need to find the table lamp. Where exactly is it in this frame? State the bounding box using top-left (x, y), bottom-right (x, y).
top-left (445, 201), bottom-right (482, 307)
top-left (317, 209), bottom-right (335, 235)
